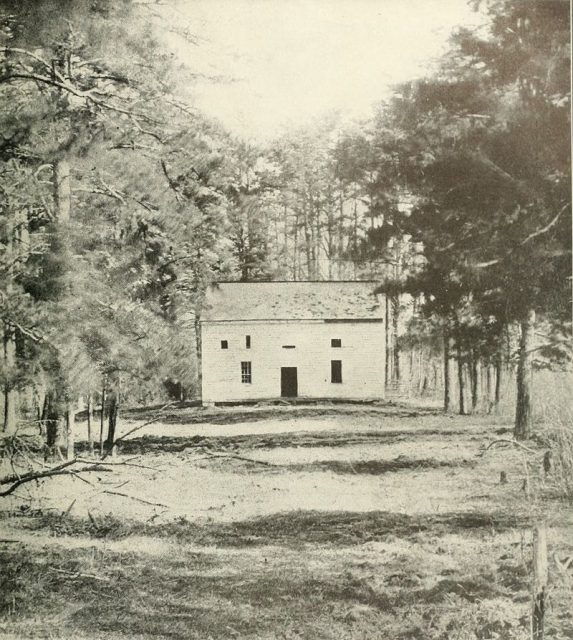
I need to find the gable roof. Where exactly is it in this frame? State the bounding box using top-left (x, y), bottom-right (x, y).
top-left (201, 281), bottom-right (383, 322)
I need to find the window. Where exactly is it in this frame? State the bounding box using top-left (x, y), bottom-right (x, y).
top-left (331, 360), bottom-right (342, 383)
top-left (241, 361), bottom-right (252, 383)
top-left (246, 335), bottom-right (251, 349)
top-left (282, 345), bottom-right (296, 349)
top-left (331, 338), bottom-right (342, 348)
top-left (221, 340), bottom-right (228, 349)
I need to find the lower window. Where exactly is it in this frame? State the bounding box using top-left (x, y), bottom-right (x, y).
top-left (331, 360), bottom-right (342, 383)
top-left (241, 361), bottom-right (252, 383)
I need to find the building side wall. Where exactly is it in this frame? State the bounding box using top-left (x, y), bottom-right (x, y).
top-left (201, 320), bottom-right (385, 402)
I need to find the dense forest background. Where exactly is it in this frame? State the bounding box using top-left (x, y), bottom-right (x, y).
top-left (0, 0), bottom-right (570, 459)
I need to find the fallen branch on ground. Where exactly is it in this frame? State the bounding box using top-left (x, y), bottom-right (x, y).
top-left (0, 460), bottom-right (78, 497)
top-left (0, 456), bottom-right (159, 497)
top-left (75, 457), bottom-right (159, 470)
top-left (49, 566), bottom-right (111, 582)
top-left (203, 451), bottom-right (276, 467)
top-left (480, 438), bottom-right (539, 456)
top-left (101, 490), bottom-right (168, 508)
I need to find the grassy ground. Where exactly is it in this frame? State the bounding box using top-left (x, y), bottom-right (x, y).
top-left (0, 403), bottom-right (572, 639)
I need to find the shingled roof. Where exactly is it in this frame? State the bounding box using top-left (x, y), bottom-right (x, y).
top-left (201, 281), bottom-right (383, 322)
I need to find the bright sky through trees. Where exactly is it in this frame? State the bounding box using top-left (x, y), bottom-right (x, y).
top-left (170, 0), bottom-right (484, 140)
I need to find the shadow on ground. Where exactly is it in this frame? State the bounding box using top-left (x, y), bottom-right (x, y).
top-left (0, 528), bottom-right (532, 640)
top-left (102, 428), bottom-right (472, 457)
top-left (24, 508), bottom-right (529, 547)
top-left (121, 404), bottom-right (444, 427)
top-left (282, 457), bottom-right (475, 475)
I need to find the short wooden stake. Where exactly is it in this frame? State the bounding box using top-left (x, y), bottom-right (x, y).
top-left (532, 523), bottom-right (548, 640)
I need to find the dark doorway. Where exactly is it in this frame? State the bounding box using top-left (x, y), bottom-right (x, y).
top-left (281, 367), bottom-right (298, 397)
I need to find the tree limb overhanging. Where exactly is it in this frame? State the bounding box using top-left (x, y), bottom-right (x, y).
top-left (472, 203), bottom-right (570, 269)
top-left (0, 45), bottom-right (162, 125)
top-left (518, 203), bottom-right (569, 247)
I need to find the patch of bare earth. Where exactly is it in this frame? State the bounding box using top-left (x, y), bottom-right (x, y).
top-left (1, 404), bottom-right (571, 639)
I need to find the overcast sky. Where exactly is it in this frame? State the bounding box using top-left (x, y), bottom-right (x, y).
top-left (166, 0), bottom-right (484, 140)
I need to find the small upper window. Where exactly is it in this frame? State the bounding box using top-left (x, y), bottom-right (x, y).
top-left (221, 340), bottom-right (228, 349)
top-left (241, 361), bottom-right (252, 383)
top-left (246, 335), bottom-right (251, 349)
top-left (331, 339), bottom-right (342, 348)
top-left (282, 345), bottom-right (296, 349)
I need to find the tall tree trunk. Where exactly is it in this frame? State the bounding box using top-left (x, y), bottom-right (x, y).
top-left (3, 323), bottom-right (17, 434)
top-left (293, 212), bottom-right (299, 280)
top-left (352, 198), bottom-right (358, 278)
top-left (303, 203), bottom-right (312, 279)
top-left (444, 333), bottom-right (453, 412)
top-left (338, 190), bottom-right (345, 279)
top-left (3, 215), bottom-right (18, 434)
top-left (99, 383), bottom-right (106, 457)
top-left (495, 352), bottom-right (502, 411)
top-left (327, 208), bottom-right (334, 279)
top-left (33, 376), bottom-right (47, 435)
top-left (409, 348), bottom-right (415, 389)
top-left (87, 394), bottom-right (94, 456)
top-left (471, 351), bottom-right (479, 413)
top-left (486, 364), bottom-right (493, 413)
top-left (384, 296), bottom-right (391, 387)
top-left (514, 309), bottom-right (536, 440)
top-left (369, 189), bottom-right (375, 230)
top-left (282, 204), bottom-right (289, 276)
top-left (392, 295), bottom-right (401, 381)
top-left (40, 394), bottom-right (49, 435)
top-left (45, 390), bottom-right (64, 461)
top-left (418, 348), bottom-right (425, 394)
top-left (105, 390), bottom-right (118, 456)
top-left (457, 347), bottom-right (466, 415)
top-left (54, 158), bottom-right (71, 222)
top-left (45, 157), bottom-right (72, 457)
top-left (65, 403), bottom-right (75, 460)
top-left (195, 311), bottom-right (202, 402)
top-left (313, 199), bottom-right (321, 279)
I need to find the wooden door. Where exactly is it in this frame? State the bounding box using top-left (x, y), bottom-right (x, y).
top-left (281, 367), bottom-right (298, 397)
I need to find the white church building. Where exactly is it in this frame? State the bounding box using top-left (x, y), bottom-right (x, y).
top-left (200, 281), bottom-right (386, 404)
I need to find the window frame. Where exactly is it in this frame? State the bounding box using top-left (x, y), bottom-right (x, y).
top-left (241, 361), bottom-right (252, 384)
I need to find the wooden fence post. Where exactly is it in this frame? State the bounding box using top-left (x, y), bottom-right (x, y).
top-left (532, 523), bottom-right (548, 640)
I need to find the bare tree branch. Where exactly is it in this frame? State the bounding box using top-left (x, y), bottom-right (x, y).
top-left (73, 185), bottom-right (156, 212)
top-left (0, 47), bottom-right (54, 75)
top-left (101, 402), bottom-right (177, 459)
top-left (480, 438), bottom-right (539, 456)
top-left (203, 451), bottom-right (276, 467)
top-left (0, 448), bottom-right (167, 497)
top-left (101, 490), bottom-right (168, 507)
top-left (473, 203), bottom-right (570, 269)
top-left (0, 460), bottom-right (77, 497)
top-left (0, 70), bottom-right (160, 124)
top-left (519, 203), bottom-right (569, 246)
top-left (160, 160), bottom-right (183, 202)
